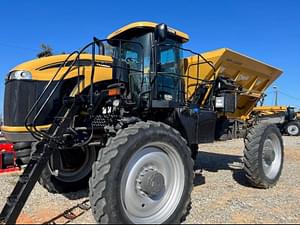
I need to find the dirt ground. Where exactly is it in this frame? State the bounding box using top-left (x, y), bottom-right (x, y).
top-left (0, 136), bottom-right (299, 224)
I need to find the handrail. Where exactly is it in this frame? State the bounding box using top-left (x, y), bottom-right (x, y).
top-left (154, 43), bottom-right (216, 73)
top-left (25, 38), bottom-right (145, 140)
top-left (25, 50), bottom-right (80, 140)
top-left (141, 43), bottom-right (216, 107)
top-left (25, 40), bottom-right (101, 140)
top-left (25, 38), bottom-right (218, 140)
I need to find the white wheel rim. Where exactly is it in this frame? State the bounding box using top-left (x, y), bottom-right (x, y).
top-left (262, 133), bottom-right (282, 180)
top-left (287, 125), bottom-right (299, 136)
top-left (120, 142), bottom-right (185, 224)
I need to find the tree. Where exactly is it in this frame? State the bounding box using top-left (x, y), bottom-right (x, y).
top-left (37, 44), bottom-right (53, 58)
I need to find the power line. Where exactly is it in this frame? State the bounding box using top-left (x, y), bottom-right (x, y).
top-left (278, 90), bottom-right (300, 102)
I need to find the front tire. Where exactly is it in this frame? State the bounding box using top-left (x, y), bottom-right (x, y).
top-left (14, 142), bottom-right (32, 165)
top-left (243, 123), bottom-right (284, 188)
top-left (89, 121), bottom-right (194, 224)
top-left (39, 146), bottom-right (97, 193)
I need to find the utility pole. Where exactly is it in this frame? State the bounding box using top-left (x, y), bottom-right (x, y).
top-left (273, 86), bottom-right (278, 106)
top-left (0, 113), bottom-right (2, 132)
top-left (0, 113), bottom-right (2, 128)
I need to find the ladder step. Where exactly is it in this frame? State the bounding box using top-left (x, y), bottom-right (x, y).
top-left (63, 96), bottom-right (85, 107)
top-left (7, 196), bottom-right (18, 207)
top-left (19, 174), bottom-right (30, 184)
top-left (63, 96), bottom-right (76, 107)
top-left (0, 217), bottom-right (5, 224)
top-left (31, 154), bottom-right (41, 161)
top-left (88, 142), bottom-right (101, 146)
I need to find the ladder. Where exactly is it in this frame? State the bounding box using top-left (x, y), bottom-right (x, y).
top-left (0, 99), bottom-right (83, 224)
top-left (0, 39), bottom-right (103, 224)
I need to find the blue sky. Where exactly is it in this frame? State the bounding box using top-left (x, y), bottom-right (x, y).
top-left (0, 0), bottom-right (300, 115)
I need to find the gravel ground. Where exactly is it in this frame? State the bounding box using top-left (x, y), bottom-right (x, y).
top-left (0, 136), bottom-right (299, 224)
top-left (0, 137), bottom-right (6, 142)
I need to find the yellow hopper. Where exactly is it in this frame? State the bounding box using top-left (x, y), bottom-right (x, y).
top-left (185, 48), bottom-right (283, 119)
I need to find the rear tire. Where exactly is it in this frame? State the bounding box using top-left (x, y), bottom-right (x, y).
top-left (243, 123), bottom-right (284, 188)
top-left (14, 142), bottom-right (33, 165)
top-left (89, 121), bottom-right (194, 224)
top-left (285, 121), bottom-right (300, 136)
top-left (15, 148), bottom-right (32, 165)
top-left (13, 142), bottom-right (32, 150)
top-left (39, 146), bottom-right (97, 193)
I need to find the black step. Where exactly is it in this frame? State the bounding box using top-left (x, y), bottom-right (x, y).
top-left (0, 217), bottom-right (5, 224)
top-left (19, 174), bottom-right (30, 184)
top-left (63, 95), bottom-right (86, 107)
top-left (31, 154), bottom-right (41, 161)
top-left (6, 197), bottom-right (17, 207)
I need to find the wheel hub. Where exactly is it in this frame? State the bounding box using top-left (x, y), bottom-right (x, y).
top-left (137, 167), bottom-right (165, 198)
top-left (263, 148), bottom-right (275, 166)
top-left (140, 171), bottom-right (165, 198)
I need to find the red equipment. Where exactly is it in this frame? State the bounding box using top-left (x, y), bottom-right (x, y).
top-left (0, 142), bottom-right (21, 173)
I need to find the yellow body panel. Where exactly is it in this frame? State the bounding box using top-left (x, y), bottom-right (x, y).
top-left (2, 125), bottom-right (51, 132)
top-left (6, 54), bottom-right (113, 134)
top-left (12, 54), bottom-right (113, 92)
top-left (107, 21), bottom-right (189, 43)
top-left (253, 106), bottom-right (288, 112)
top-left (252, 106), bottom-right (289, 117)
top-left (297, 112), bottom-right (300, 120)
top-left (185, 48), bottom-right (282, 119)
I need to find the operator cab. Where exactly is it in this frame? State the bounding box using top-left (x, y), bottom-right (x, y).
top-left (107, 22), bottom-right (189, 108)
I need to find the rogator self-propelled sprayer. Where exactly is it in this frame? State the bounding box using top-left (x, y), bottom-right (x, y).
top-left (1, 22), bottom-right (283, 224)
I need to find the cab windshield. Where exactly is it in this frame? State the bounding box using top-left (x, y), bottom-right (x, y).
top-left (119, 33), bottom-right (151, 73)
top-left (155, 39), bottom-right (183, 102)
top-left (116, 32), bottom-right (184, 103)
top-left (117, 33), bottom-right (152, 100)
top-left (157, 39), bottom-right (182, 75)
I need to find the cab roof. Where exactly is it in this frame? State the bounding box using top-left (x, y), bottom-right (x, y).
top-left (107, 21), bottom-right (189, 43)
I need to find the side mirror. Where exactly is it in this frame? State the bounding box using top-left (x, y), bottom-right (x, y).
top-left (154, 23), bottom-right (168, 42)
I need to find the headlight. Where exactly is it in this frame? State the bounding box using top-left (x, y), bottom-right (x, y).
top-left (7, 70), bottom-right (32, 80)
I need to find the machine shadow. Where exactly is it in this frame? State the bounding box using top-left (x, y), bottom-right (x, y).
top-left (62, 151), bottom-right (252, 200)
top-left (193, 151), bottom-right (252, 188)
top-left (62, 188), bottom-right (89, 200)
